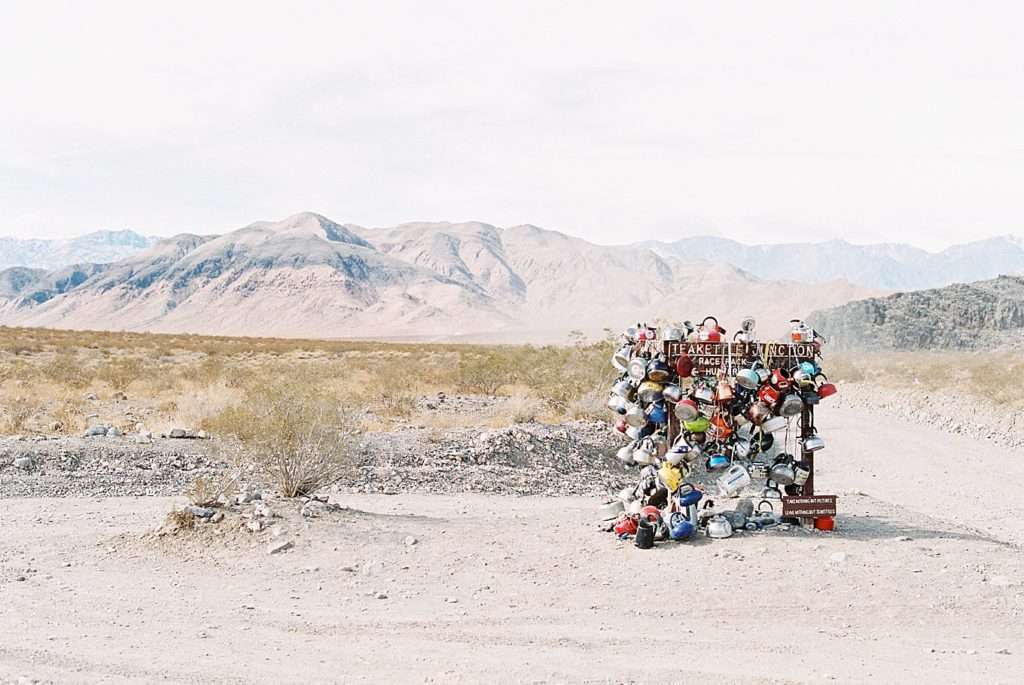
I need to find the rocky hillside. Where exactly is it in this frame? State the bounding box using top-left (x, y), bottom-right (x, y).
top-left (807, 275), bottom-right (1024, 350)
top-left (0, 212), bottom-right (877, 341)
top-left (0, 229), bottom-right (153, 270)
top-left (641, 235), bottom-right (1024, 290)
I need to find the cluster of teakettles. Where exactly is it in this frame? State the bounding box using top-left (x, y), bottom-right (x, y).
top-left (601, 317), bottom-right (838, 547)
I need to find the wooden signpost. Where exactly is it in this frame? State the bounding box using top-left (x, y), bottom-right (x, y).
top-left (663, 339), bottom-right (836, 521)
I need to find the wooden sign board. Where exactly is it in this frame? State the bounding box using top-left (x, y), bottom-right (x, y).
top-left (664, 341), bottom-right (817, 377)
top-left (782, 495), bottom-right (837, 518)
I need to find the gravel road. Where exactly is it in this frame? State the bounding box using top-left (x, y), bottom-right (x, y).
top-left (0, 400), bottom-right (1022, 684)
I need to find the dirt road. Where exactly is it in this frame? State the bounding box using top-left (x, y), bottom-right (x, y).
top-left (1, 403), bottom-right (1022, 684)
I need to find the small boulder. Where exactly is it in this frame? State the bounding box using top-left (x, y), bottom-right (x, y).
top-left (169, 428), bottom-right (188, 439)
top-left (267, 539), bottom-right (293, 555)
top-left (112, 391), bottom-right (128, 401)
top-left (13, 456), bottom-right (34, 471)
top-left (83, 425), bottom-right (108, 438)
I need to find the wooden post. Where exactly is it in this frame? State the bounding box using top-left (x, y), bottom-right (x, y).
top-left (800, 404), bottom-right (815, 496)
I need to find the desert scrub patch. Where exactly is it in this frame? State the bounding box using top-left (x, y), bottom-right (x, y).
top-left (206, 381), bottom-right (360, 497)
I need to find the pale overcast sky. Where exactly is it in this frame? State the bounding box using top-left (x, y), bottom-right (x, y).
top-left (1, 1), bottom-right (1021, 249)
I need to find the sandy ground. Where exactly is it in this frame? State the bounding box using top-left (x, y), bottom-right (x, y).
top-left (1, 403), bottom-right (1023, 684)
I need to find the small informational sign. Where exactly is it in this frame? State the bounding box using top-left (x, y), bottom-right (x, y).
top-left (664, 341), bottom-right (817, 377)
top-left (782, 495), bottom-right (837, 518)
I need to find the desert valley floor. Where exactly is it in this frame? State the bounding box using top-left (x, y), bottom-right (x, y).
top-left (2, 402), bottom-right (1023, 684)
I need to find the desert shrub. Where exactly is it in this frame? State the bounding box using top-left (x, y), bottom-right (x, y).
top-left (1, 400), bottom-right (41, 434)
top-left (37, 352), bottom-right (94, 389)
top-left (207, 381), bottom-right (358, 497)
top-left (185, 472), bottom-right (241, 507)
top-left (95, 357), bottom-right (146, 391)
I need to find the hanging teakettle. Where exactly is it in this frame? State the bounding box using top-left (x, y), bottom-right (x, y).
top-left (674, 398), bottom-right (699, 421)
top-left (789, 319), bottom-right (814, 343)
top-left (768, 454), bottom-right (796, 485)
top-left (778, 393), bottom-right (804, 418)
top-left (698, 316), bottom-right (723, 342)
top-left (646, 358), bottom-right (672, 383)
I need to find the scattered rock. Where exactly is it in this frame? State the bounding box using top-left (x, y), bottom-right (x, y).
top-left (83, 425), bottom-right (108, 437)
top-left (267, 539), bottom-right (293, 555)
top-left (404, 536), bottom-right (418, 546)
top-left (184, 505), bottom-right (215, 518)
top-left (84, 392), bottom-right (98, 401)
top-left (252, 502), bottom-right (275, 519)
top-left (246, 519), bottom-right (265, 533)
top-left (169, 428), bottom-right (188, 439)
top-left (13, 456), bottom-right (34, 471)
top-left (208, 511), bottom-right (225, 523)
top-left (107, 426), bottom-right (123, 437)
top-left (113, 391), bottom-right (128, 401)
top-left (445, 596), bottom-right (459, 604)
top-left (374, 591), bottom-right (388, 600)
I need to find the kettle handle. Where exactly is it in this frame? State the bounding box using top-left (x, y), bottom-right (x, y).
top-left (757, 499), bottom-right (774, 514)
top-left (702, 315), bottom-right (719, 329)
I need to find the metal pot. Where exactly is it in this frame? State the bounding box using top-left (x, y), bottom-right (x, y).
top-left (731, 437), bottom-right (753, 459)
top-left (646, 402), bottom-right (668, 425)
top-left (736, 368), bottom-right (760, 390)
top-left (624, 404), bottom-right (647, 428)
top-left (758, 385), bottom-right (780, 407)
top-left (612, 378), bottom-right (634, 399)
top-left (636, 381), bottom-right (664, 405)
top-left (778, 393), bottom-right (803, 418)
top-left (661, 384), bottom-right (682, 404)
top-left (747, 401), bottom-right (771, 426)
top-left (793, 460), bottom-right (811, 486)
top-left (705, 453), bottom-right (730, 472)
top-left (693, 384), bottom-right (715, 404)
top-left (666, 444), bottom-right (689, 466)
top-left (715, 378), bottom-right (734, 402)
top-left (669, 513), bottom-right (696, 540)
top-left (802, 435), bottom-right (826, 452)
top-left (627, 356), bottom-right (649, 381)
top-left (646, 358), bottom-right (672, 383)
top-left (676, 354), bottom-right (695, 378)
top-left (616, 443), bottom-right (636, 465)
top-left (706, 514), bottom-right (733, 539)
top-left (634, 518), bottom-right (655, 548)
top-left (768, 455), bottom-right (796, 485)
top-left (662, 327), bottom-right (683, 342)
top-left (683, 415), bottom-right (710, 434)
top-left (677, 484), bottom-right (703, 507)
top-left (607, 394), bottom-right (629, 414)
top-left (625, 425), bottom-right (641, 440)
top-left (674, 399), bottom-right (699, 421)
top-left (612, 344), bottom-right (632, 372)
top-left (633, 438), bottom-right (656, 465)
top-left (708, 415), bottom-right (733, 441)
top-left (698, 316), bottom-right (723, 342)
top-left (816, 374), bottom-right (838, 399)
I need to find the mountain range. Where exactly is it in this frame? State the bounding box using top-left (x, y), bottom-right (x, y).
top-left (639, 235), bottom-right (1024, 290)
top-left (0, 230), bottom-right (153, 270)
top-left (0, 213), bottom-right (877, 342)
top-left (807, 275), bottom-right (1024, 351)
